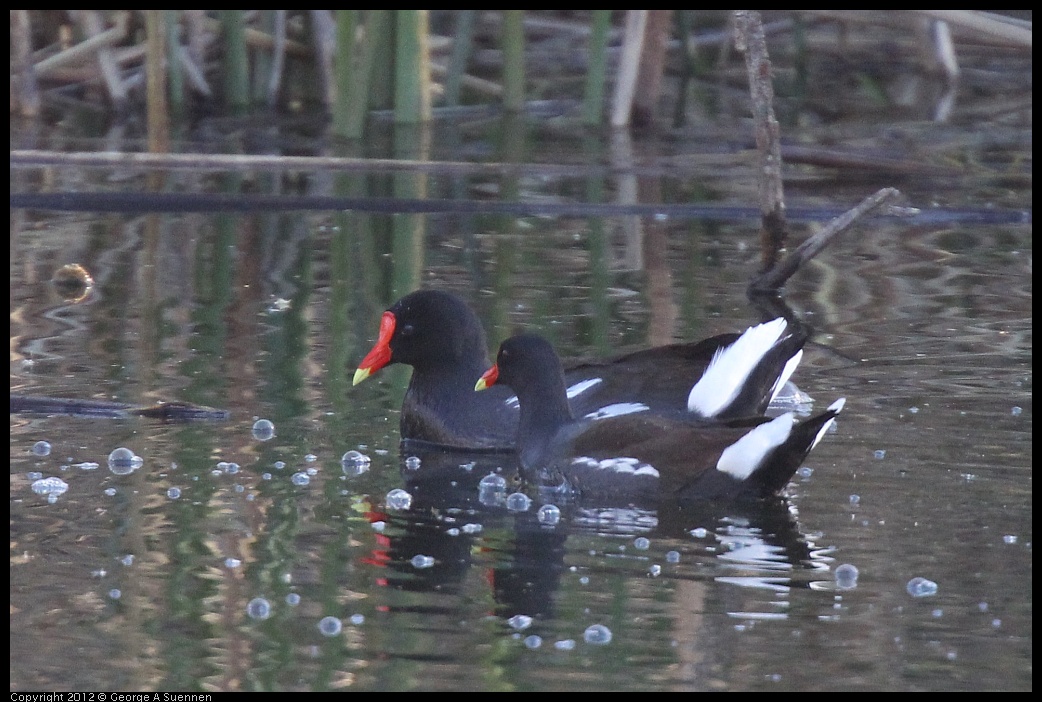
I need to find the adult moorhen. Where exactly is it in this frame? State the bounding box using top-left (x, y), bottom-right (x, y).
top-left (476, 333), bottom-right (844, 503)
top-left (354, 290), bottom-right (806, 451)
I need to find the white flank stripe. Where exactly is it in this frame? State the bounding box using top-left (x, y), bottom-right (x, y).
top-left (716, 413), bottom-right (795, 480)
top-left (687, 318), bottom-right (789, 417)
top-left (573, 456), bottom-right (660, 479)
top-left (566, 378), bottom-right (603, 399)
top-left (584, 402), bottom-right (649, 419)
top-left (505, 377), bottom-right (606, 408)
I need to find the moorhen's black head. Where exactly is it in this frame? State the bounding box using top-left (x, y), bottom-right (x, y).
top-left (354, 290), bottom-right (490, 384)
top-left (477, 333), bottom-right (567, 399)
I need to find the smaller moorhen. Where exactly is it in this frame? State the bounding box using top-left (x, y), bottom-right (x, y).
top-left (476, 333), bottom-right (845, 503)
top-left (353, 290), bottom-right (807, 451)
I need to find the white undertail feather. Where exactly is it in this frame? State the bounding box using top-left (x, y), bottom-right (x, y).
top-left (716, 413), bottom-right (796, 480)
top-left (809, 398), bottom-right (846, 451)
top-left (686, 318), bottom-right (792, 417)
top-left (770, 349), bottom-right (803, 403)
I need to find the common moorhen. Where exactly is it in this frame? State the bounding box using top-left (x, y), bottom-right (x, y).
top-left (476, 333), bottom-right (844, 503)
top-left (354, 290), bottom-right (806, 451)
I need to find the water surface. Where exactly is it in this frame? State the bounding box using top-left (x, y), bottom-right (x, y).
top-left (10, 91), bottom-right (1031, 691)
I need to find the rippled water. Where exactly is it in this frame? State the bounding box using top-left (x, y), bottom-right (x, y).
top-left (10, 101), bottom-right (1030, 691)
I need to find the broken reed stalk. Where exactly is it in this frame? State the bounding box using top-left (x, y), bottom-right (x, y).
top-left (734, 10), bottom-right (787, 274)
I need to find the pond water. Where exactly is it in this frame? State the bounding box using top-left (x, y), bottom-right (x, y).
top-left (10, 91), bottom-right (1031, 691)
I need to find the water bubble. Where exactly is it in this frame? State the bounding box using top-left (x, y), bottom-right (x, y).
top-left (506, 492), bottom-right (532, 512)
top-left (523, 635), bottom-right (542, 649)
top-left (318, 616), bottom-right (342, 637)
top-left (874, 450), bottom-right (887, 460)
top-left (508, 614), bottom-right (533, 631)
top-left (690, 528), bottom-right (708, 538)
top-left (108, 447), bottom-right (143, 475)
top-left (537, 504), bottom-right (561, 525)
top-left (479, 473), bottom-right (507, 487)
top-left (403, 455), bottom-right (422, 471)
top-left (649, 564), bottom-right (662, 577)
top-left (286, 593), bottom-right (301, 606)
top-left (1003, 534), bottom-right (1017, 544)
top-left (108, 589), bottom-right (122, 600)
top-left (386, 488), bottom-right (413, 510)
top-left (554, 639), bottom-right (576, 651)
top-left (224, 558), bottom-right (242, 569)
top-left (291, 472), bottom-right (311, 486)
top-left (267, 297), bottom-right (291, 313)
top-left (835, 564), bottom-right (859, 590)
top-left (31, 476), bottom-right (69, 501)
top-left (341, 450), bottom-right (371, 476)
top-left (246, 597), bottom-right (272, 620)
top-left (634, 537), bottom-right (650, 550)
top-left (251, 419), bottom-right (275, 441)
top-left (166, 487), bottom-right (181, 499)
top-left (583, 624), bottom-right (613, 645)
top-left (478, 473), bottom-right (508, 506)
top-left (1011, 406), bottom-right (1022, 416)
top-left (906, 576), bottom-right (938, 598)
top-left (349, 614), bottom-right (365, 625)
top-left (31, 441), bottom-right (51, 457)
top-left (665, 551), bottom-right (681, 563)
top-left (410, 554), bottom-right (435, 569)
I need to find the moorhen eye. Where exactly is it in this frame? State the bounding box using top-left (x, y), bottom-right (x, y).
top-left (400, 324), bottom-right (415, 337)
